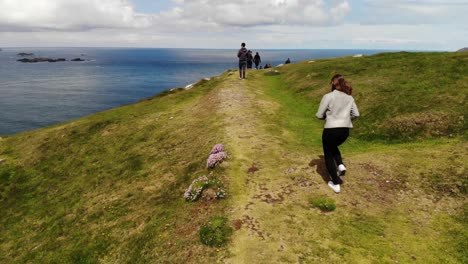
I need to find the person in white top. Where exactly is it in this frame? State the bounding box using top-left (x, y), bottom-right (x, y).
top-left (316, 74), bottom-right (360, 193)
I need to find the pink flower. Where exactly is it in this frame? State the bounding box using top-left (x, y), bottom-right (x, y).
top-left (207, 151), bottom-right (227, 168)
top-left (210, 144), bottom-right (224, 154)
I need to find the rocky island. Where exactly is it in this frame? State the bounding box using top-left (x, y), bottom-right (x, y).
top-left (17, 58), bottom-right (67, 63)
top-left (17, 52), bottom-right (34, 56)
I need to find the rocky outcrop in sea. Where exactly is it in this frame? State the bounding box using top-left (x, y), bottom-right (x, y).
top-left (17, 58), bottom-right (67, 63)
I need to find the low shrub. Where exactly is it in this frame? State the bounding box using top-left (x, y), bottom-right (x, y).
top-left (199, 216), bottom-right (233, 247)
top-left (207, 152), bottom-right (227, 168)
top-left (207, 144), bottom-right (227, 168)
top-left (309, 196), bottom-right (336, 212)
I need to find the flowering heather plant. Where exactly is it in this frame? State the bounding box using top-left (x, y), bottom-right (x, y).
top-left (184, 175), bottom-right (209, 201)
top-left (210, 144), bottom-right (224, 154)
top-left (207, 151), bottom-right (227, 168)
top-left (184, 176), bottom-right (227, 201)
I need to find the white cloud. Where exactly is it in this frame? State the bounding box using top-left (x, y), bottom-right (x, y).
top-left (0, 0), bottom-right (466, 50)
top-left (0, 0), bottom-right (352, 32)
top-left (0, 0), bottom-right (152, 30)
top-left (363, 0), bottom-right (468, 24)
top-left (163, 0), bottom-right (351, 27)
top-left (1, 23), bottom-right (466, 51)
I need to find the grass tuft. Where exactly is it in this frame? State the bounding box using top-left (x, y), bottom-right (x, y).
top-left (199, 216), bottom-right (233, 247)
top-left (309, 196), bottom-right (336, 212)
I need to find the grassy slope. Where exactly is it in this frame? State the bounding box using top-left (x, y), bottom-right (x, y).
top-left (1, 52), bottom-right (467, 263)
top-left (242, 52), bottom-right (467, 263)
top-left (0, 76), bottom-right (232, 263)
top-left (303, 52), bottom-right (466, 141)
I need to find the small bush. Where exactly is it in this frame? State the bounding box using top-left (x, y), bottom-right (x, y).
top-left (199, 216), bottom-right (233, 247)
top-left (309, 196), bottom-right (336, 212)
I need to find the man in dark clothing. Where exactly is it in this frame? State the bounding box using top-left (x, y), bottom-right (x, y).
top-left (285, 58), bottom-right (291, 64)
top-left (237, 43), bottom-right (248, 79)
top-left (254, 52), bottom-right (261, 69)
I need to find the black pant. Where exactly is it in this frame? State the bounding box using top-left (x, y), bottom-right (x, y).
top-left (322, 128), bottom-right (349, 184)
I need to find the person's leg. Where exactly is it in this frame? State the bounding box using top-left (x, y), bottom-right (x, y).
top-left (322, 129), bottom-right (341, 185)
top-left (242, 63), bottom-right (246, 78)
top-left (332, 128), bottom-right (349, 166)
top-left (239, 62), bottom-right (243, 78)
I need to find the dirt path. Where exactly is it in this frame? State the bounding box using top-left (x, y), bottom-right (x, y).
top-left (214, 73), bottom-right (336, 263)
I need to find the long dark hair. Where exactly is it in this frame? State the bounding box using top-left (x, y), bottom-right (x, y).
top-left (330, 74), bottom-right (342, 92)
top-left (330, 74), bottom-right (352, 95)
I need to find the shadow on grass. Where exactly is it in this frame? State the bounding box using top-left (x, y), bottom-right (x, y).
top-left (309, 155), bottom-right (331, 184)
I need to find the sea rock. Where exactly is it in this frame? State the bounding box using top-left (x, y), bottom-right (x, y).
top-left (17, 58), bottom-right (66, 63)
top-left (203, 77), bottom-right (211, 81)
top-left (184, 83), bottom-right (194, 90)
top-left (71, 58), bottom-right (85, 61)
top-left (17, 52), bottom-right (34, 56)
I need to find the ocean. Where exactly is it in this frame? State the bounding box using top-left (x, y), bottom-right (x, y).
top-left (0, 48), bottom-right (388, 135)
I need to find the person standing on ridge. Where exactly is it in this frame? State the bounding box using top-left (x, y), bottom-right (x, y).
top-left (316, 74), bottom-right (360, 193)
top-left (247, 50), bottom-right (254, 69)
top-left (254, 52), bottom-right (262, 69)
top-left (285, 58), bottom-right (291, 64)
top-left (237, 43), bottom-right (248, 79)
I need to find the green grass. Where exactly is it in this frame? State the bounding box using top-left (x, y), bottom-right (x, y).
top-left (199, 216), bottom-right (233, 247)
top-left (276, 52), bottom-right (468, 142)
top-left (0, 73), bottom-right (231, 263)
top-left (241, 52), bottom-right (467, 263)
top-left (309, 196), bottom-right (336, 212)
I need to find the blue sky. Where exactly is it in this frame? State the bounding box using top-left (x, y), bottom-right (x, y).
top-left (132, 0), bottom-right (175, 13)
top-left (0, 0), bottom-right (467, 50)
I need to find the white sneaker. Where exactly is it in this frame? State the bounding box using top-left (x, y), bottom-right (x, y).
top-left (328, 181), bottom-right (341, 193)
top-left (337, 164), bottom-right (346, 177)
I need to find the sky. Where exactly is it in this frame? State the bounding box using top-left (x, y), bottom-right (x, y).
top-left (0, 0), bottom-right (467, 50)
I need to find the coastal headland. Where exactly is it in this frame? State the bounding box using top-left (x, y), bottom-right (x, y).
top-left (0, 51), bottom-right (466, 263)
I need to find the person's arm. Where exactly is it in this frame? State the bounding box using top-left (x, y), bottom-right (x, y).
top-left (351, 99), bottom-right (360, 120)
top-left (237, 50), bottom-right (241, 58)
top-left (316, 94), bottom-right (330, 120)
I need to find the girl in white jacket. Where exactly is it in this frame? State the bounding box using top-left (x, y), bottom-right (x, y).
top-left (316, 74), bottom-right (359, 193)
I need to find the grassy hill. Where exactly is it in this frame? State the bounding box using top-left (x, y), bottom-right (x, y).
top-left (1, 52), bottom-right (467, 263)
